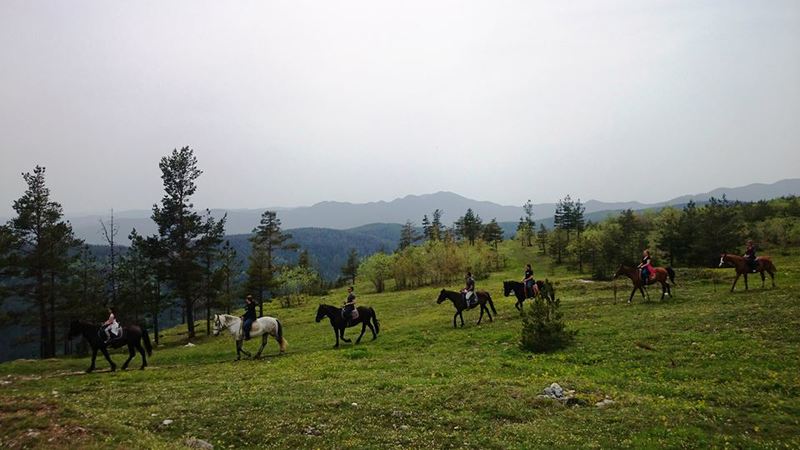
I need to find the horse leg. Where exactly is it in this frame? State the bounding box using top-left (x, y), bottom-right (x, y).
top-left (660, 281), bottom-right (667, 300)
top-left (333, 328), bottom-right (340, 348)
top-left (121, 343), bottom-right (135, 370)
top-left (487, 303), bottom-right (493, 322)
top-left (459, 311), bottom-right (465, 327)
top-left (87, 347), bottom-right (98, 373)
top-left (515, 300), bottom-right (521, 311)
top-left (628, 286), bottom-right (637, 304)
top-left (100, 347), bottom-right (116, 372)
top-left (477, 305), bottom-right (484, 325)
top-left (452, 312), bottom-right (458, 329)
top-left (366, 321), bottom-right (376, 340)
top-left (356, 322), bottom-right (367, 344)
top-left (769, 270), bottom-right (775, 288)
top-left (760, 271), bottom-right (765, 288)
top-left (254, 334), bottom-right (267, 359)
top-left (235, 340), bottom-right (242, 361)
top-left (340, 328), bottom-right (351, 343)
top-left (136, 342), bottom-right (147, 369)
top-left (731, 273), bottom-right (740, 292)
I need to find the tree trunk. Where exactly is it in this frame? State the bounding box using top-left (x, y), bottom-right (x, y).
top-left (185, 298), bottom-right (195, 339)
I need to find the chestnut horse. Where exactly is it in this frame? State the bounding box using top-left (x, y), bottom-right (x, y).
top-left (718, 253), bottom-right (776, 292)
top-left (614, 264), bottom-right (676, 303)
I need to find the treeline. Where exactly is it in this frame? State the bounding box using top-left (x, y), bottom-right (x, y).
top-left (0, 148), bottom-right (327, 358)
top-left (354, 209), bottom-right (507, 293)
top-left (524, 195), bottom-right (800, 279)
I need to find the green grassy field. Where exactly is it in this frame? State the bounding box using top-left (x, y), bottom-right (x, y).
top-left (1, 243), bottom-right (799, 449)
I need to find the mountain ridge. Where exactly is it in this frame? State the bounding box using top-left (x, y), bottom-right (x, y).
top-left (5, 178), bottom-right (796, 246)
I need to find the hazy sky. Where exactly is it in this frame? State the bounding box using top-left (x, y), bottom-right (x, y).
top-left (1, 0), bottom-right (798, 217)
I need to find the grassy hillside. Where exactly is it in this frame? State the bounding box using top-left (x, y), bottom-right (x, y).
top-left (1, 242), bottom-right (798, 449)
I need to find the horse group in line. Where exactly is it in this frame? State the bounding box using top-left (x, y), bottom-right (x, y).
top-left (69, 252), bottom-right (777, 372)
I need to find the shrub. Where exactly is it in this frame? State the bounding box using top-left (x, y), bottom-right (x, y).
top-left (520, 280), bottom-right (576, 353)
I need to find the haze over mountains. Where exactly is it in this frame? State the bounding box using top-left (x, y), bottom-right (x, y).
top-left (15, 178), bottom-right (800, 246)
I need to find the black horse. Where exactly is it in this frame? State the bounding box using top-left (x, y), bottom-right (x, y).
top-left (68, 320), bottom-right (153, 372)
top-left (315, 304), bottom-right (380, 348)
top-left (436, 289), bottom-right (497, 328)
top-left (503, 280), bottom-right (548, 311)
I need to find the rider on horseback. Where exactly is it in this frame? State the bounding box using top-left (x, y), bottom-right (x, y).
top-left (242, 295), bottom-right (257, 340)
top-left (102, 307), bottom-right (120, 343)
top-left (462, 272), bottom-right (476, 307)
top-left (638, 250), bottom-right (655, 284)
top-left (342, 286), bottom-right (357, 324)
top-left (743, 239), bottom-right (757, 272)
top-left (523, 264), bottom-right (539, 298)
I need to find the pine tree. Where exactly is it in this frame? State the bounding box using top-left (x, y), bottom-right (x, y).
top-left (536, 224), bottom-right (549, 255)
top-left (151, 147), bottom-right (226, 339)
top-left (246, 211), bottom-right (297, 316)
top-left (482, 218), bottom-right (504, 250)
top-left (522, 199), bottom-right (535, 246)
top-left (298, 249), bottom-right (312, 269)
top-left (421, 215), bottom-right (432, 241)
top-left (455, 208), bottom-right (483, 245)
top-left (6, 166), bottom-right (81, 358)
top-left (398, 220), bottom-right (421, 250)
top-left (218, 240), bottom-right (240, 314)
top-left (197, 212), bottom-right (226, 335)
top-left (341, 248), bottom-right (359, 284)
top-left (430, 209), bottom-right (444, 241)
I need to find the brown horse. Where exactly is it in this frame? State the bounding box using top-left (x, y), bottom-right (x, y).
top-left (614, 264), bottom-right (676, 303)
top-left (718, 253), bottom-right (776, 292)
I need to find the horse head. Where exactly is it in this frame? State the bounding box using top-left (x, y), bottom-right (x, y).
top-left (67, 320), bottom-right (83, 339)
top-left (502, 281), bottom-right (513, 297)
top-left (315, 305), bottom-right (327, 322)
top-left (719, 253), bottom-right (728, 267)
top-left (212, 314), bottom-right (224, 336)
top-left (436, 289), bottom-right (448, 304)
top-left (613, 264), bottom-right (626, 279)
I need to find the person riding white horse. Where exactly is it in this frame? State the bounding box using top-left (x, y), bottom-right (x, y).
top-left (213, 313), bottom-right (287, 359)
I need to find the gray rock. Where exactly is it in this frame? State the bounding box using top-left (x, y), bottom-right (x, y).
top-left (542, 383), bottom-right (564, 398)
top-left (185, 437), bottom-right (214, 449)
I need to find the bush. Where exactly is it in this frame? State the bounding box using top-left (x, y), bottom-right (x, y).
top-left (520, 280), bottom-right (576, 353)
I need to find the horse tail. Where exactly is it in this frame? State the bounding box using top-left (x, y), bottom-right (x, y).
top-left (666, 267), bottom-right (676, 285)
top-left (276, 319), bottom-right (287, 353)
top-left (371, 308), bottom-right (380, 335)
top-left (142, 326), bottom-right (153, 356)
top-left (486, 292), bottom-right (497, 315)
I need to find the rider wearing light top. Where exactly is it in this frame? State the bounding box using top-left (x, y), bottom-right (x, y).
top-left (462, 272), bottom-right (476, 307)
top-left (102, 307), bottom-right (120, 343)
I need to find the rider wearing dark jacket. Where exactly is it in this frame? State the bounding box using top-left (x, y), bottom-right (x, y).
top-left (342, 287), bottom-right (356, 324)
top-left (523, 264), bottom-right (538, 297)
top-left (744, 240), bottom-right (757, 271)
top-left (242, 295), bottom-right (257, 340)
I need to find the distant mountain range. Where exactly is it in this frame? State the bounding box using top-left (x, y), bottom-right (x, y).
top-left (44, 178), bottom-right (798, 246)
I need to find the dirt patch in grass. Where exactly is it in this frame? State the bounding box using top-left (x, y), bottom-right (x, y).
top-left (0, 397), bottom-right (95, 449)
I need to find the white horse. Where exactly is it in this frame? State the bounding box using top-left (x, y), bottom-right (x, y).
top-left (212, 314), bottom-right (287, 360)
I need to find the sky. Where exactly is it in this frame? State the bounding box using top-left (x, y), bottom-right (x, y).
top-left (1, 0), bottom-right (798, 217)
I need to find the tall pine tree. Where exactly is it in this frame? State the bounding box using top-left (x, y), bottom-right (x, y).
top-left (151, 147), bottom-right (226, 339)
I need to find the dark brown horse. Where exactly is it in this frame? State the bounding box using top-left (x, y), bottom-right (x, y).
top-left (614, 264), bottom-right (676, 303)
top-left (68, 320), bottom-right (152, 372)
top-left (503, 280), bottom-right (549, 311)
top-left (719, 253), bottom-right (776, 292)
top-left (437, 289), bottom-right (496, 328)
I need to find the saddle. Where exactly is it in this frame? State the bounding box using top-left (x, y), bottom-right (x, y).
top-left (342, 308), bottom-right (359, 322)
